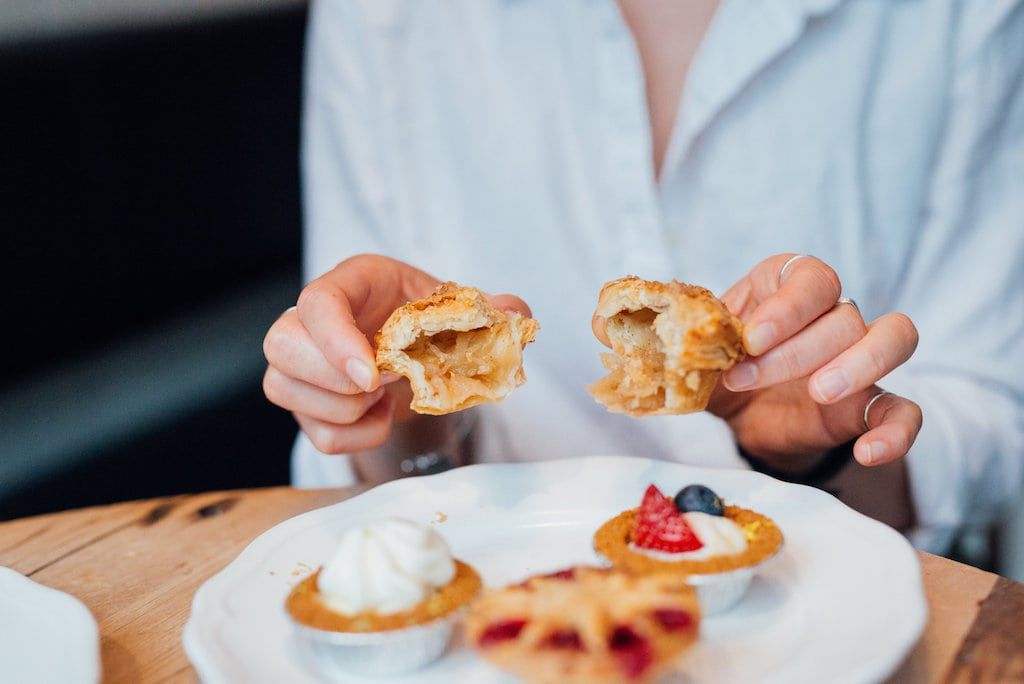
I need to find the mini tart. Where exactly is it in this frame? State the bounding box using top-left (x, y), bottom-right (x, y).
top-left (594, 505), bottom-right (783, 575)
top-left (286, 560), bottom-right (482, 632)
top-left (465, 566), bottom-right (700, 684)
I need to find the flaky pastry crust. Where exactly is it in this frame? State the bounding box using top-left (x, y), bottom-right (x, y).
top-left (375, 282), bottom-right (539, 415)
top-left (588, 276), bottom-right (744, 416)
top-left (465, 566), bottom-right (700, 684)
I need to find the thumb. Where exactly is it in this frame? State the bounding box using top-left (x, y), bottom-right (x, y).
top-left (487, 293), bottom-right (533, 319)
top-left (591, 313), bottom-right (611, 348)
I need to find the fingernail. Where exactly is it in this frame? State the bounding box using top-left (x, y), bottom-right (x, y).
top-left (860, 441), bottom-right (886, 465)
top-left (345, 358), bottom-right (375, 392)
top-left (379, 371), bottom-right (402, 384)
top-left (726, 362), bottom-right (758, 390)
top-left (746, 322), bottom-right (777, 355)
top-left (813, 368), bottom-right (849, 402)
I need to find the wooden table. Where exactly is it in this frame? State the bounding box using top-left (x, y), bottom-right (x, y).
top-left (1, 487), bottom-right (1021, 683)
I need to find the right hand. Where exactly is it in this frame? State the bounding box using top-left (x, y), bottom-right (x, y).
top-left (262, 254), bottom-right (530, 454)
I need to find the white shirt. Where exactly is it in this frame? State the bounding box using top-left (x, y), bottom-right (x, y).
top-left (294, 0), bottom-right (1024, 553)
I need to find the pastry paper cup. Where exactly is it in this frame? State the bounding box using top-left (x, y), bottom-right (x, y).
top-left (683, 566), bottom-right (756, 616)
top-left (675, 544), bottom-right (783, 616)
top-left (594, 543), bottom-right (782, 617)
top-left (291, 611), bottom-right (459, 677)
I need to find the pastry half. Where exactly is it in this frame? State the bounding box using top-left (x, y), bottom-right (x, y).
top-left (375, 282), bottom-right (539, 415)
top-left (588, 276), bottom-right (744, 416)
top-left (465, 566), bottom-right (700, 684)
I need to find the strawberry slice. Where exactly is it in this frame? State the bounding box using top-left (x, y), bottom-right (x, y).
top-left (631, 485), bottom-right (703, 553)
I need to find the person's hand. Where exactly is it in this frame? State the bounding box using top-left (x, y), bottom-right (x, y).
top-left (709, 254), bottom-right (922, 470)
top-left (262, 254), bottom-right (530, 454)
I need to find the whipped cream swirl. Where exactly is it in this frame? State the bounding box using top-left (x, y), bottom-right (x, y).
top-left (317, 517), bottom-right (456, 615)
top-left (631, 512), bottom-right (748, 561)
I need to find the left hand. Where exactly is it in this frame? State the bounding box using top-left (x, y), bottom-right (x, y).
top-left (709, 254), bottom-right (922, 470)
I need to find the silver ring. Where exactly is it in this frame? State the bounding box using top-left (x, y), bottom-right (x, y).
top-left (778, 254), bottom-right (810, 282)
top-left (836, 296), bottom-right (860, 314)
top-left (863, 390), bottom-right (893, 431)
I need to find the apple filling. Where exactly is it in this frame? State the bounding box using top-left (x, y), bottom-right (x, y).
top-left (402, 323), bottom-right (519, 411)
top-left (590, 308), bottom-right (670, 414)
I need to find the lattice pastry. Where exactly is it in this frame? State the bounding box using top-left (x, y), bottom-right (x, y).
top-left (465, 566), bottom-right (700, 683)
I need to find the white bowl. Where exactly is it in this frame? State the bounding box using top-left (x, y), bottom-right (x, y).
top-left (0, 568), bottom-right (100, 684)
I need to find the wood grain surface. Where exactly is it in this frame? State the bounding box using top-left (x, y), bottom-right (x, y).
top-left (0, 486), bottom-right (1019, 683)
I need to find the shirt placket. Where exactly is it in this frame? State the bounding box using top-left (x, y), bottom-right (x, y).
top-left (594, 0), bottom-right (673, 281)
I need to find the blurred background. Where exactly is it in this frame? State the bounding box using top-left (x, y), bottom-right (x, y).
top-left (1, 1), bottom-right (1022, 582)
top-left (0, 1), bottom-right (307, 518)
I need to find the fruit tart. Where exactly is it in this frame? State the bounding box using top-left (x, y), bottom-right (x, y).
top-left (465, 566), bottom-right (700, 684)
top-left (594, 484), bottom-right (783, 614)
top-left (286, 517), bottom-right (482, 675)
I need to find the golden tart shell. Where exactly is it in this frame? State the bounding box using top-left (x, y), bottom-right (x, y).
top-left (286, 559), bottom-right (482, 632)
top-left (594, 505), bottom-right (783, 575)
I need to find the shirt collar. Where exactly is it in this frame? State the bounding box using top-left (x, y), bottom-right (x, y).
top-left (659, 0), bottom-right (850, 184)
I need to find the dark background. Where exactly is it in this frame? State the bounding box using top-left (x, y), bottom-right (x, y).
top-left (0, 5), bottom-right (308, 518)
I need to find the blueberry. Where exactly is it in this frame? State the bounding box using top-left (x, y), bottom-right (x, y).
top-left (674, 485), bottom-right (724, 516)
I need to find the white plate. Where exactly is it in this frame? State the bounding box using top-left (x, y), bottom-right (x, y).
top-left (184, 456), bottom-right (926, 684)
top-left (0, 567), bottom-right (100, 684)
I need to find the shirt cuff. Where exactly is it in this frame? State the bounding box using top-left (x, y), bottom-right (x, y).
top-left (290, 431), bottom-right (360, 488)
top-left (882, 369), bottom-right (1022, 555)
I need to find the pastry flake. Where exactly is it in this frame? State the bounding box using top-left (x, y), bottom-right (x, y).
top-left (375, 282), bottom-right (539, 415)
top-left (588, 276), bottom-right (744, 416)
